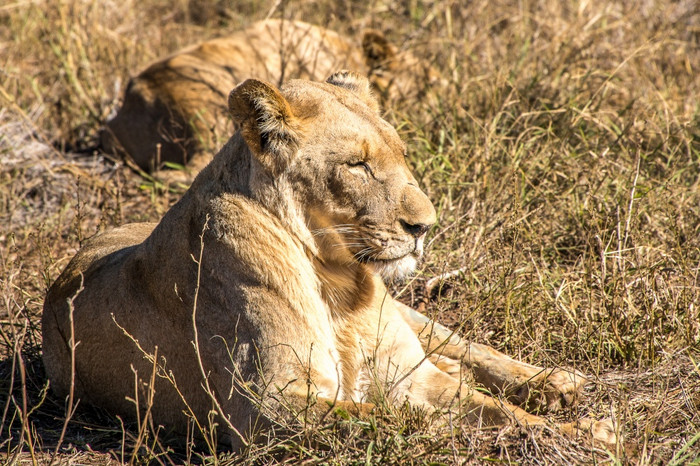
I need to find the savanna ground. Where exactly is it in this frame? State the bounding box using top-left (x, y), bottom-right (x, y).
top-left (1, 0), bottom-right (699, 463)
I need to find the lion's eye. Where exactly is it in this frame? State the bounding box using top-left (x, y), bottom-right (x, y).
top-left (347, 160), bottom-right (373, 177)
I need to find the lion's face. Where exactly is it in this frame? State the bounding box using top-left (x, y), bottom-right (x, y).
top-left (228, 72), bottom-right (436, 281)
top-left (291, 84), bottom-right (436, 280)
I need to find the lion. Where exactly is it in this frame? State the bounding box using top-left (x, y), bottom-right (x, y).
top-left (44, 72), bottom-right (615, 450)
top-left (100, 19), bottom-right (440, 176)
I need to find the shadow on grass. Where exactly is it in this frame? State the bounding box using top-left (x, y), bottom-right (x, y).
top-left (0, 349), bottom-right (186, 463)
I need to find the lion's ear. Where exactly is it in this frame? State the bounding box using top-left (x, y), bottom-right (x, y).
top-left (228, 79), bottom-right (300, 175)
top-left (326, 70), bottom-right (380, 113)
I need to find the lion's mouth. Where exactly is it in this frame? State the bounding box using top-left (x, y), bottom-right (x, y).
top-left (357, 251), bottom-right (420, 282)
top-left (349, 231), bottom-right (426, 281)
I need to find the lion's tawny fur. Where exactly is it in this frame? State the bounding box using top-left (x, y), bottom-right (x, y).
top-left (44, 73), bottom-right (615, 449)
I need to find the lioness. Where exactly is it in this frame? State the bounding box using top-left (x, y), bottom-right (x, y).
top-left (100, 19), bottom-right (439, 175)
top-left (44, 72), bottom-right (614, 449)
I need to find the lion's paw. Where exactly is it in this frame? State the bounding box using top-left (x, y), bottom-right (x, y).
top-left (511, 368), bottom-right (586, 412)
top-left (560, 418), bottom-right (618, 446)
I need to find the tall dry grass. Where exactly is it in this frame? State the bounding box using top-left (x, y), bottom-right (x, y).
top-left (1, 0), bottom-right (698, 463)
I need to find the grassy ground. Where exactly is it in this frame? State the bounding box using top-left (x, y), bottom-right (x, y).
top-left (1, 0), bottom-right (699, 463)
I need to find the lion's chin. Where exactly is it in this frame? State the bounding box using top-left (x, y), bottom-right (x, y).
top-left (368, 254), bottom-right (418, 282)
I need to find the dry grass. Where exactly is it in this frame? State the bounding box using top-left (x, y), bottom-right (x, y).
top-left (1, 0), bottom-right (699, 463)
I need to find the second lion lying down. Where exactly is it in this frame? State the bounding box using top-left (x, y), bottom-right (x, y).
top-left (100, 19), bottom-right (439, 176)
top-left (43, 72), bottom-right (614, 449)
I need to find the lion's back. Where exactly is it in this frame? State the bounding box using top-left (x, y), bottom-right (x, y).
top-left (42, 223), bottom-right (157, 398)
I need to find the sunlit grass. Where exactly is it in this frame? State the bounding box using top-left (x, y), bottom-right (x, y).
top-left (1, 0), bottom-right (698, 463)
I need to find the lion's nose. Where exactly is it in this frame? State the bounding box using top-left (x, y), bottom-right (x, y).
top-left (400, 220), bottom-right (431, 238)
top-left (400, 181), bottom-right (437, 237)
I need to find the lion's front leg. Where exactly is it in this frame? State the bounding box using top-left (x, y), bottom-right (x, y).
top-left (465, 342), bottom-right (586, 412)
top-left (395, 300), bottom-right (585, 412)
top-left (400, 362), bottom-right (617, 447)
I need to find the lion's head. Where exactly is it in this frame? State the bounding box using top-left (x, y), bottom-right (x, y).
top-left (362, 29), bottom-right (444, 105)
top-left (227, 71), bottom-right (436, 281)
